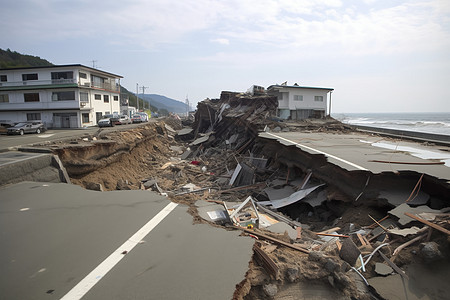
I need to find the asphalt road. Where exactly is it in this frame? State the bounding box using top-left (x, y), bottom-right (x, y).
top-left (0, 121), bottom-right (156, 151)
top-left (260, 131), bottom-right (450, 181)
top-left (0, 182), bottom-right (253, 300)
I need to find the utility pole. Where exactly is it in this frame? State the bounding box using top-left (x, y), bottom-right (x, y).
top-left (136, 83), bottom-right (139, 111)
top-left (185, 94), bottom-right (190, 117)
top-left (91, 60), bottom-right (97, 68)
top-left (140, 85), bottom-right (149, 116)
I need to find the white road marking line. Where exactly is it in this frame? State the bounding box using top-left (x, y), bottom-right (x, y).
top-left (60, 201), bottom-right (179, 300)
top-left (264, 132), bottom-right (368, 171)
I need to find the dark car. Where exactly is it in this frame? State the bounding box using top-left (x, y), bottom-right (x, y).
top-left (0, 122), bottom-right (15, 135)
top-left (7, 122), bottom-right (45, 135)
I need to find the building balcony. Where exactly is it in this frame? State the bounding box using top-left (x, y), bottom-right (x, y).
top-left (0, 79), bottom-right (119, 92)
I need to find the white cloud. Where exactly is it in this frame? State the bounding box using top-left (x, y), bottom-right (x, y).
top-left (2, 0), bottom-right (449, 60)
top-left (210, 38), bottom-right (230, 45)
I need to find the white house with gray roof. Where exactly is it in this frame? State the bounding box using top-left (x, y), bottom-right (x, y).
top-left (267, 83), bottom-right (334, 120)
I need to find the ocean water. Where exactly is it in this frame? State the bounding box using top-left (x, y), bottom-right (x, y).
top-left (332, 112), bottom-right (450, 136)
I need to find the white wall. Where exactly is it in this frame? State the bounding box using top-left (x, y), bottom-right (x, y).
top-left (0, 66), bottom-right (121, 127)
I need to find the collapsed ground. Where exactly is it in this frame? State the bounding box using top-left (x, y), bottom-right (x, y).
top-left (36, 93), bottom-right (450, 300)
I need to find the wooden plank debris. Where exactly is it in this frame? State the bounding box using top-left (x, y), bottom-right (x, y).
top-left (316, 233), bottom-right (350, 238)
top-left (392, 233), bottom-right (427, 256)
top-left (239, 227), bottom-right (310, 254)
top-left (368, 214), bottom-right (388, 232)
top-left (404, 212), bottom-right (450, 235)
top-left (253, 243), bottom-right (279, 279)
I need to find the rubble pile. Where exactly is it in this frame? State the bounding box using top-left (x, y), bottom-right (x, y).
top-left (171, 93), bottom-right (450, 299)
top-left (40, 91), bottom-right (449, 299)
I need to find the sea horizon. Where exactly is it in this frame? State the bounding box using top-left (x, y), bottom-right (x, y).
top-left (331, 112), bottom-right (450, 136)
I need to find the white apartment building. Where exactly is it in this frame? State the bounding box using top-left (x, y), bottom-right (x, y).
top-left (267, 84), bottom-right (334, 120)
top-left (0, 64), bottom-right (123, 128)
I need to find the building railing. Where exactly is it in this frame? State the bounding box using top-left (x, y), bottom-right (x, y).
top-left (0, 79), bottom-right (119, 92)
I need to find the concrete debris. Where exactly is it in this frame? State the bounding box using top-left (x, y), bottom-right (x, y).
top-left (388, 203), bottom-right (442, 225)
top-left (388, 226), bottom-right (422, 236)
top-left (420, 242), bottom-right (443, 262)
top-left (379, 188), bottom-right (430, 206)
top-left (265, 222), bottom-right (298, 240)
top-left (262, 283), bottom-right (278, 298)
top-left (339, 238), bottom-right (361, 266)
top-left (374, 263), bottom-right (393, 276)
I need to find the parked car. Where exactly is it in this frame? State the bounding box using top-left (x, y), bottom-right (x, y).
top-left (118, 115), bottom-right (131, 125)
top-left (98, 114), bottom-right (119, 127)
top-left (7, 122), bottom-right (45, 135)
top-left (131, 114), bottom-right (144, 123)
top-left (139, 112), bottom-right (149, 122)
top-left (0, 122), bottom-right (15, 135)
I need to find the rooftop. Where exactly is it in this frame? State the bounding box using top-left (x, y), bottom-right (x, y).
top-left (0, 64), bottom-right (123, 78)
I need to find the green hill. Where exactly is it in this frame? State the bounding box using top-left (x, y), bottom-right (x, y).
top-left (0, 48), bottom-right (53, 68)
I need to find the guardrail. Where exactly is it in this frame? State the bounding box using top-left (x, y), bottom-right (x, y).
top-left (353, 125), bottom-right (450, 146)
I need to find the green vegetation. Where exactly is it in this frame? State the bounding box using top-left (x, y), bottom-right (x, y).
top-left (0, 48), bottom-right (53, 68)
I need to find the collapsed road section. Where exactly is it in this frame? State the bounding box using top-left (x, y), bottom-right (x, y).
top-left (6, 91), bottom-right (450, 299)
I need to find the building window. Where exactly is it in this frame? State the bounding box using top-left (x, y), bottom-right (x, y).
top-left (113, 95), bottom-right (118, 101)
top-left (104, 95), bottom-right (109, 103)
top-left (22, 73), bottom-right (38, 81)
top-left (314, 96), bottom-right (324, 102)
top-left (24, 93), bottom-right (40, 102)
top-left (0, 75), bottom-right (7, 82)
top-left (79, 72), bottom-right (87, 79)
top-left (27, 113), bottom-right (41, 121)
top-left (51, 71), bottom-right (73, 80)
top-left (94, 94), bottom-right (101, 100)
top-left (82, 113), bottom-right (90, 123)
top-left (294, 95), bottom-right (303, 101)
top-left (0, 94), bottom-right (9, 103)
top-left (52, 91), bottom-right (75, 101)
top-left (80, 92), bottom-right (89, 102)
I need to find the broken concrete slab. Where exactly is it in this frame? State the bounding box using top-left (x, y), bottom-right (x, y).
top-left (388, 226), bottom-right (422, 237)
top-left (265, 222), bottom-right (298, 240)
top-left (303, 189), bottom-right (328, 207)
top-left (368, 274), bottom-right (432, 300)
top-left (264, 186), bottom-right (295, 201)
top-left (165, 124), bottom-right (176, 133)
top-left (180, 149), bottom-right (192, 160)
top-left (379, 189), bottom-right (430, 206)
top-left (388, 203), bottom-right (442, 226)
top-left (374, 263), bottom-right (393, 276)
top-left (177, 128), bottom-right (194, 136)
top-left (339, 238), bottom-right (360, 266)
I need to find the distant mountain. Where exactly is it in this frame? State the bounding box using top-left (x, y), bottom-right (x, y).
top-left (0, 48), bottom-right (53, 68)
top-left (141, 94), bottom-right (188, 114)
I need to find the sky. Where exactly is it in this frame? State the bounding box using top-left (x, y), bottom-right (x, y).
top-left (1, 0), bottom-right (449, 113)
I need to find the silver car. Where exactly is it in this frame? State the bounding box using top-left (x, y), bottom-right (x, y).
top-left (7, 122), bottom-right (45, 135)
